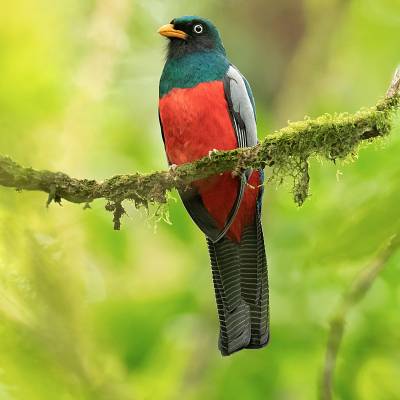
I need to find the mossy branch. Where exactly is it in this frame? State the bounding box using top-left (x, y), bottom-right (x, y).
top-left (0, 68), bottom-right (399, 229)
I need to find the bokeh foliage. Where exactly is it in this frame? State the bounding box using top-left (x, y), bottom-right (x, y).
top-left (0, 1), bottom-right (399, 399)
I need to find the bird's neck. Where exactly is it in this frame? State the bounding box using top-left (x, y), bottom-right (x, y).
top-left (159, 51), bottom-right (230, 98)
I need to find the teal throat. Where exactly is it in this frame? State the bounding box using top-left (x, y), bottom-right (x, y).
top-left (159, 51), bottom-right (230, 98)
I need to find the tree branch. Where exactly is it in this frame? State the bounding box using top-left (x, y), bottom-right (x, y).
top-left (0, 68), bottom-right (399, 229)
top-left (319, 233), bottom-right (400, 400)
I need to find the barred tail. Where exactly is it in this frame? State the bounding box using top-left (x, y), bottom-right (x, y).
top-left (207, 214), bottom-right (269, 356)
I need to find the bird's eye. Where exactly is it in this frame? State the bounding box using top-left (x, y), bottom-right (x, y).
top-left (193, 24), bottom-right (204, 34)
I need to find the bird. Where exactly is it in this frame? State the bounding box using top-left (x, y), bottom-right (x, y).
top-left (157, 16), bottom-right (269, 356)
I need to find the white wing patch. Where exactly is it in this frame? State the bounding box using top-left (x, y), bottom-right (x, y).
top-left (226, 65), bottom-right (258, 148)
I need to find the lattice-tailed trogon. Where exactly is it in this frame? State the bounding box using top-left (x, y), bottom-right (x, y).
top-left (158, 16), bottom-right (269, 356)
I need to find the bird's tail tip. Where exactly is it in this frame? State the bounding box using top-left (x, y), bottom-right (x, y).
top-left (218, 330), bottom-right (270, 356)
top-left (217, 301), bottom-right (251, 356)
top-left (217, 302), bottom-right (270, 356)
top-left (246, 330), bottom-right (270, 350)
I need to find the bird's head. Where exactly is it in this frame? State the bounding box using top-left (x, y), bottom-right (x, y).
top-left (158, 16), bottom-right (226, 59)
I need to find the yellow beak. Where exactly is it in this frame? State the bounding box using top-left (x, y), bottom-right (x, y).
top-left (157, 24), bottom-right (187, 40)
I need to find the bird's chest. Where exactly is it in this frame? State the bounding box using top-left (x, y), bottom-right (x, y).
top-left (159, 81), bottom-right (237, 165)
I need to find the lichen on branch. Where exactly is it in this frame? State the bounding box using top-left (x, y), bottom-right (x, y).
top-left (0, 68), bottom-right (399, 229)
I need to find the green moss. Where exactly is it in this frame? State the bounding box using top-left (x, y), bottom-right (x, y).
top-left (0, 92), bottom-right (398, 228)
top-left (260, 95), bottom-right (399, 205)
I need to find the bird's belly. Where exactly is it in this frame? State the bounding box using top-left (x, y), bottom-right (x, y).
top-left (159, 81), bottom-right (237, 164)
top-left (159, 81), bottom-right (258, 241)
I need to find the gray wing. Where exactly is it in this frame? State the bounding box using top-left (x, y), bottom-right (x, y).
top-left (223, 65), bottom-right (258, 149)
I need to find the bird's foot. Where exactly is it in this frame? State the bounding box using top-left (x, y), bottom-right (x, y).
top-left (246, 182), bottom-right (256, 190)
top-left (169, 164), bottom-right (178, 172)
top-left (208, 149), bottom-right (218, 158)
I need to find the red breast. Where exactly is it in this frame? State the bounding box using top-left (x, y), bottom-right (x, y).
top-left (159, 81), bottom-right (259, 242)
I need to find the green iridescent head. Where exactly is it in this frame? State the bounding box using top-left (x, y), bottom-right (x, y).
top-left (158, 16), bottom-right (226, 59)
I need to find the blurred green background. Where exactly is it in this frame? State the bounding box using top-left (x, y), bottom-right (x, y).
top-left (1, 0), bottom-right (400, 399)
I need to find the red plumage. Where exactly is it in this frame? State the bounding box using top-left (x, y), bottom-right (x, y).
top-left (159, 81), bottom-right (259, 241)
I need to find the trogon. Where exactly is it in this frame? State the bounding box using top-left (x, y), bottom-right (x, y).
top-left (158, 16), bottom-right (269, 356)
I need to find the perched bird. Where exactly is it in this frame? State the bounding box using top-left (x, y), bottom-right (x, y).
top-left (158, 16), bottom-right (269, 356)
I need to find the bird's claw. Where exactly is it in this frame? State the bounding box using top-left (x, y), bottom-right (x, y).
top-left (208, 149), bottom-right (218, 158)
top-left (169, 164), bottom-right (178, 172)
